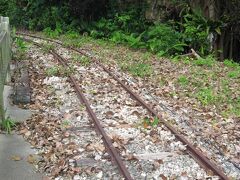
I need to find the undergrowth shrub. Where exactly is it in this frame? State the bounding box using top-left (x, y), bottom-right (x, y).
top-left (1, 0), bottom-right (73, 30)
top-left (0, 0), bottom-right (8, 15)
top-left (223, 59), bottom-right (240, 69)
top-left (89, 11), bottom-right (185, 56)
top-left (145, 24), bottom-right (185, 55)
top-left (2, 0), bottom-right (232, 60)
top-left (90, 9), bottom-right (148, 38)
top-left (194, 55), bottom-right (216, 67)
top-left (43, 23), bottom-right (63, 38)
top-left (180, 10), bottom-right (220, 56)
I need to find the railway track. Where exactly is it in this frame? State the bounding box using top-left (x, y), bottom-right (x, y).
top-left (17, 32), bottom-right (230, 179)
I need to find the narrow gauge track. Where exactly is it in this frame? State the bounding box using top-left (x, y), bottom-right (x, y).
top-left (18, 32), bottom-right (229, 180)
top-left (22, 37), bottom-right (133, 180)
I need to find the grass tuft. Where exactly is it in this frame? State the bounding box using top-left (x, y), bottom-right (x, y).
top-left (0, 117), bottom-right (16, 134)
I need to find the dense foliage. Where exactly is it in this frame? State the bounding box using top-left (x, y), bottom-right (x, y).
top-left (0, 0), bottom-right (108, 30)
top-left (0, 0), bottom-right (239, 61)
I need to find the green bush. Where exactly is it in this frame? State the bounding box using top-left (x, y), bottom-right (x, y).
top-left (1, 0), bottom-right (72, 30)
top-left (86, 6), bottom-right (217, 57)
top-left (43, 22), bottom-right (63, 38)
top-left (181, 11), bottom-right (212, 55)
top-left (2, 0), bottom-right (234, 60)
top-left (0, 0), bottom-right (9, 16)
top-left (89, 11), bottom-right (185, 56)
top-left (145, 24), bottom-right (185, 55)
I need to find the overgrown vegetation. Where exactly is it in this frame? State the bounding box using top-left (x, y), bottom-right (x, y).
top-left (1, 0), bottom-right (240, 120)
top-left (58, 33), bottom-right (239, 120)
top-left (1, 0), bottom-right (239, 61)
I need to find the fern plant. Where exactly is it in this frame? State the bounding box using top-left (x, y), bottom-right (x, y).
top-left (181, 11), bottom-right (211, 55)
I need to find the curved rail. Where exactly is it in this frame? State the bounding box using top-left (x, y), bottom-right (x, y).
top-left (18, 33), bottom-right (229, 180)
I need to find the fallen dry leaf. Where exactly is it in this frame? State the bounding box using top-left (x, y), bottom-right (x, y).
top-left (181, 171), bottom-right (187, 177)
top-left (51, 167), bottom-right (61, 176)
top-left (94, 143), bottom-right (105, 152)
top-left (160, 174), bottom-right (167, 180)
top-left (11, 155), bottom-right (22, 161)
top-left (126, 154), bottom-right (137, 161)
top-left (27, 154), bottom-right (36, 164)
top-left (42, 176), bottom-right (51, 180)
top-left (25, 131), bottom-right (31, 137)
top-left (113, 142), bottom-right (119, 148)
top-left (19, 128), bottom-right (28, 135)
top-left (85, 143), bottom-right (105, 152)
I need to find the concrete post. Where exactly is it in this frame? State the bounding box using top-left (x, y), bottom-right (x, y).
top-left (2, 21), bottom-right (11, 84)
top-left (0, 48), bottom-right (3, 121)
top-left (0, 17), bottom-right (11, 121)
top-left (0, 16), bottom-right (3, 121)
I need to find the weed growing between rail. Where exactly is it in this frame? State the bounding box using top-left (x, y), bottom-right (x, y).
top-left (45, 65), bottom-right (75, 77)
top-left (143, 117), bottom-right (159, 128)
top-left (72, 55), bottom-right (91, 66)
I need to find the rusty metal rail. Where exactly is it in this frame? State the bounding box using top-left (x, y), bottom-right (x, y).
top-left (21, 37), bottom-right (133, 180)
top-left (18, 33), bottom-right (229, 180)
top-left (73, 50), bottom-right (229, 180)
